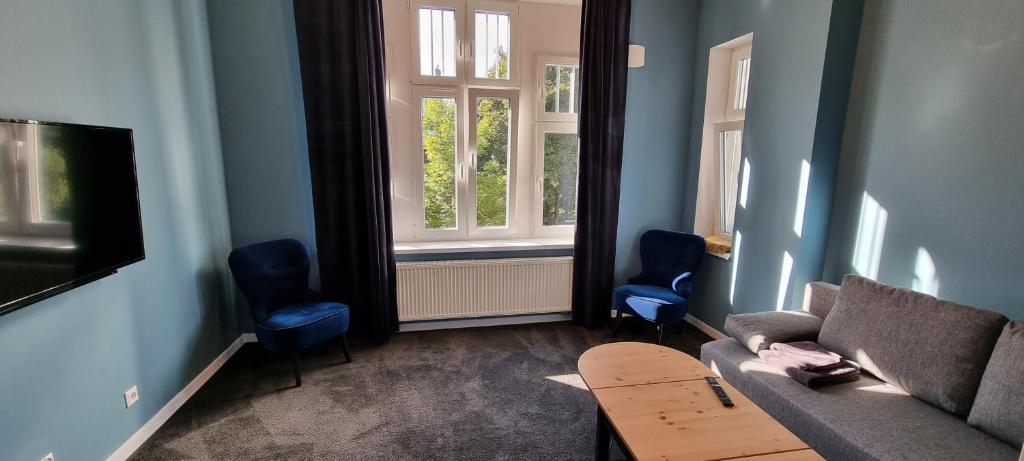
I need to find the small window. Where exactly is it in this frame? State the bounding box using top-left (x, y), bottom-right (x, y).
top-left (726, 45), bottom-right (751, 120)
top-left (716, 121), bottom-right (743, 235)
top-left (420, 95), bottom-right (459, 230)
top-left (411, 1), bottom-right (464, 84)
top-left (535, 122), bottom-right (578, 234)
top-left (537, 56), bottom-right (580, 121)
top-left (468, 1), bottom-right (518, 87)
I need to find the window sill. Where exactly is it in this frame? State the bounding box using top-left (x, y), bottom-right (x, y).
top-left (394, 238), bottom-right (574, 262)
top-left (705, 234), bottom-right (732, 260)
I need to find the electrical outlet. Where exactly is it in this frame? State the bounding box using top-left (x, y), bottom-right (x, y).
top-left (124, 385), bottom-right (139, 408)
top-left (41, 453), bottom-right (55, 461)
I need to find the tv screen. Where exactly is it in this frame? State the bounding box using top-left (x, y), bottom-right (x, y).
top-left (0, 119), bottom-right (144, 316)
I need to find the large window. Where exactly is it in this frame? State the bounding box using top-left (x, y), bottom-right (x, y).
top-left (396, 0), bottom-right (578, 242)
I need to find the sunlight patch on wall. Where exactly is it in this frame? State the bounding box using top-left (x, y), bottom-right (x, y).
top-left (793, 159), bottom-right (810, 237)
top-left (739, 157), bottom-right (751, 209)
top-left (730, 230), bottom-right (743, 305)
top-left (852, 192), bottom-right (888, 279)
top-left (775, 251), bottom-right (794, 311)
top-left (912, 247), bottom-right (939, 296)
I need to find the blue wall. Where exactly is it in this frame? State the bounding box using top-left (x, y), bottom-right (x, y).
top-left (615, 0), bottom-right (700, 283)
top-left (205, 0), bottom-right (317, 329)
top-left (679, 0), bottom-right (860, 330)
top-left (0, 1), bottom-right (237, 459)
top-left (823, 0), bottom-right (1024, 320)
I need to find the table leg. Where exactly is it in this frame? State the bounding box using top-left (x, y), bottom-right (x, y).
top-left (595, 406), bottom-right (611, 461)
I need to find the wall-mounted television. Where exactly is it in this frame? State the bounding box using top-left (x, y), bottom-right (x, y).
top-left (0, 118), bottom-right (144, 316)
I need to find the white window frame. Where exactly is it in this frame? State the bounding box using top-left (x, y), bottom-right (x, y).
top-left (410, 0), bottom-right (466, 86)
top-left (714, 120), bottom-right (744, 236)
top-left (468, 87), bottom-right (519, 238)
top-left (413, 86), bottom-right (467, 240)
top-left (467, 0), bottom-right (519, 88)
top-left (533, 121), bottom-right (578, 238)
top-left (536, 55), bottom-right (580, 122)
top-left (725, 44), bottom-right (751, 120)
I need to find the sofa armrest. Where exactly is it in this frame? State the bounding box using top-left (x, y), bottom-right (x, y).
top-left (802, 281), bottom-right (839, 319)
top-left (724, 311), bottom-right (825, 354)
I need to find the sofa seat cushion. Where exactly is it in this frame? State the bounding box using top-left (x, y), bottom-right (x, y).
top-left (701, 338), bottom-right (1018, 461)
top-left (725, 311), bottom-right (824, 353)
top-left (968, 321), bottom-right (1024, 448)
top-left (818, 275), bottom-right (1008, 416)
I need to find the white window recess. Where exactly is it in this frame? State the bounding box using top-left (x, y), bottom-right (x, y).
top-left (693, 33), bottom-right (753, 258)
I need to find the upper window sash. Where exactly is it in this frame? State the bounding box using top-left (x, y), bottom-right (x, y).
top-left (536, 55), bottom-right (580, 122)
top-left (411, 0), bottom-right (466, 85)
top-left (726, 45), bottom-right (751, 120)
top-left (467, 0), bottom-right (519, 88)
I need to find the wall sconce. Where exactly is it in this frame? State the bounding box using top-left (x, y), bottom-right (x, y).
top-left (628, 44), bottom-right (646, 68)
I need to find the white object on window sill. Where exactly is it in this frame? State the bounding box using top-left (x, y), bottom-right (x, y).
top-left (394, 237), bottom-right (573, 255)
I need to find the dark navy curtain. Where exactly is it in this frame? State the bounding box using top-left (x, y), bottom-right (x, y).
top-left (572, 0), bottom-right (632, 328)
top-left (292, 0), bottom-right (398, 343)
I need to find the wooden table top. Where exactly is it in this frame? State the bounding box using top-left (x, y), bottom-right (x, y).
top-left (578, 342), bottom-right (823, 461)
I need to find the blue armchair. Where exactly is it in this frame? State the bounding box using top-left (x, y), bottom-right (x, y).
top-left (228, 239), bottom-right (351, 387)
top-left (613, 230), bottom-right (706, 344)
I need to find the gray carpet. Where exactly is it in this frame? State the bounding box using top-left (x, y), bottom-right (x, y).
top-left (131, 319), bottom-right (711, 460)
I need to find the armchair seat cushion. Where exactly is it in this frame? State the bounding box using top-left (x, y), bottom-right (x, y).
top-left (255, 302), bottom-right (350, 353)
top-left (615, 284), bottom-right (686, 305)
top-left (614, 284), bottom-right (688, 324)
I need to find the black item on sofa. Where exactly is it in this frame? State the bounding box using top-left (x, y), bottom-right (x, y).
top-left (292, 0), bottom-right (399, 343)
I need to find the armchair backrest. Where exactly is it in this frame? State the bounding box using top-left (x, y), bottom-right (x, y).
top-left (638, 230), bottom-right (706, 291)
top-left (228, 239), bottom-right (311, 323)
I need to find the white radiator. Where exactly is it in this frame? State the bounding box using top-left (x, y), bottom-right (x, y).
top-left (396, 257), bottom-right (573, 321)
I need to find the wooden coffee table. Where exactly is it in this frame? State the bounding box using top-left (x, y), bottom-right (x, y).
top-left (578, 342), bottom-right (823, 461)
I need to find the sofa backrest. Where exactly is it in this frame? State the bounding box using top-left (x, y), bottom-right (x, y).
top-left (818, 275), bottom-right (1008, 416)
top-left (968, 321), bottom-right (1024, 449)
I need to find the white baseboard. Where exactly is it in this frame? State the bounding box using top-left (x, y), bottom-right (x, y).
top-left (106, 333), bottom-right (258, 461)
top-left (684, 313), bottom-right (726, 339)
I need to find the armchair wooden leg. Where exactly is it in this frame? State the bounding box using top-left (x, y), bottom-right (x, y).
top-left (340, 334), bottom-right (352, 363)
top-left (657, 323), bottom-right (664, 345)
top-left (292, 353), bottom-right (302, 387)
top-left (611, 310), bottom-right (623, 338)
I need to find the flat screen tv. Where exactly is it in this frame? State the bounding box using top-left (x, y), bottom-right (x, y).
top-left (0, 118), bottom-right (144, 316)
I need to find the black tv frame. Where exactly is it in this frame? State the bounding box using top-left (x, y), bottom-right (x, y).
top-left (0, 117), bottom-right (146, 317)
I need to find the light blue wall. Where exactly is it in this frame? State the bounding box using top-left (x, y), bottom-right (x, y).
top-left (0, 1), bottom-right (237, 460)
top-left (205, 0), bottom-right (317, 329)
top-left (823, 0), bottom-right (1024, 320)
top-left (680, 0), bottom-right (860, 330)
top-left (615, 0), bottom-right (700, 283)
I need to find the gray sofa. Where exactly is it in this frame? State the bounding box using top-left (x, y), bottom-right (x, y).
top-left (700, 275), bottom-right (1023, 461)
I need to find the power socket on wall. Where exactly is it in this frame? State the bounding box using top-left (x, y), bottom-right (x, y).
top-left (124, 385), bottom-right (139, 408)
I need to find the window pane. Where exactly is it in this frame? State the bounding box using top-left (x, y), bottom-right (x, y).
top-left (543, 64), bottom-right (580, 115)
top-left (421, 97), bottom-right (457, 229)
top-left (36, 126), bottom-right (71, 223)
top-left (719, 129), bottom-right (742, 234)
top-left (733, 56), bottom-right (750, 110)
top-left (475, 11), bottom-right (510, 79)
top-left (419, 7), bottom-right (456, 77)
top-left (542, 132), bottom-right (578, 226)
top-left (475, 97), bottom-right (510, 227)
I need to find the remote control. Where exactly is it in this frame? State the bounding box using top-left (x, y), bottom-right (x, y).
top-left (705, 376), bottom-right (735, 407)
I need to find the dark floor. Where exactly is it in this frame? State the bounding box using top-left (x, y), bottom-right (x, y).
top-left (131, 318), bottom-right (712, 460)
